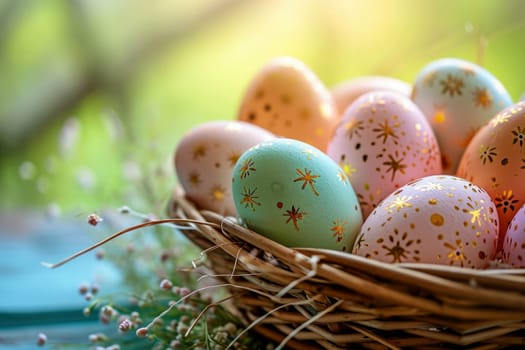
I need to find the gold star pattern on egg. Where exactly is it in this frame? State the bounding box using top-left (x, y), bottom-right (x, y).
top-left (283, 205), bottom-right (306, 231)
top-left (472, 87), bottom-right (493, 108)
top-left (239, 158), bottom-right (256, 179)
top-left (330, 219), bottom-right (347, 243)
top-left (240, 186), bottom-right (261, 210)
top-left (373, 119), bottom-right (400, 144)
top-left (293, 168), bottom-right (320, 196)
top-left (192, 144), bottom-right (207, 160)
top-left (383, 153), bottom-right (407, 181)
top-left (440, 74), bottom-right (465, 97)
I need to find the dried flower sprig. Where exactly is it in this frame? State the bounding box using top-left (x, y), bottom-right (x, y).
top-left (46, 213), bottom-right (271, 350)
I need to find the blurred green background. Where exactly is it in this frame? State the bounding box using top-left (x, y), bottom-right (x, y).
top-left (1, 0), bottom-right (524, 216)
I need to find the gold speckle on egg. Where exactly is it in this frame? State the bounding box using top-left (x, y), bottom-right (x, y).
top-left (227, 152), bottom-right (241, 167)
top-left (460, 66), bottom-right (476, 76)
top-left (192, 144), bottom-right (207, 160)
top-left (428, 198), bottom-right (438, 205)
top-left (280, 94), bottom-right (291, 104)
top-left (336, 170), bottom-right (349, 185)
top-left (211, 185), bottom-right (226, 201)
top-left (423, 71), bottom-right (437, 86)
top-left (472, 87), bottom-right (493, 109)
top-left (437, 234), bottom-right (443, 240)
top-left (430, 213), bottom-right (444, 226)
top-left (340, 161), bottom-right (357, 178)
top-left (303, 147), bottom-right (318, 160)
top-left (188, 172), bottom-right (201, 187)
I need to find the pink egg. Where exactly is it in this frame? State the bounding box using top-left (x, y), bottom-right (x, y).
top-left (237, 56), bottom-right (338, 152)
top-left (331, 76), bottom-right (412, 117)
top-left (353, 175), bottom-right (499, 268)
top-left (174, 120), bottom-right (275, 216)
top-left (502, 204), bottom-right (525, 267)
top-left (327, 91), bottom-right (442, 218)
top-left (456, 101), bottom-right (525, 251)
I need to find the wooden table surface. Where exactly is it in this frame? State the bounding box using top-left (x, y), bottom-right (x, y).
top-left (0, 211), bottom-right (123, 349)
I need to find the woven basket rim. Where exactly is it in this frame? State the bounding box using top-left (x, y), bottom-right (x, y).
top-left (168, 187), bottom-right (525, 350)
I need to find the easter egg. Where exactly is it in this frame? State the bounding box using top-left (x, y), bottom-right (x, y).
top-left (327, 91), bottom-right (442, 219)
top-left (412, 58), bottom-right (513, 173)
top-left (174, 120), bottom-right (275, 216)
top-left (456, 101), bottom-right (525, 250)
top-left (232, 138), bottom-right (362, 251)
top-left (331, 76), bottom-right (411, 117)
top-left (237, 57), bottom-right (338, 151)
top-left (502, 204), bottom-right (525, 268)
top-left (353, 175), bottom-right (499, 268)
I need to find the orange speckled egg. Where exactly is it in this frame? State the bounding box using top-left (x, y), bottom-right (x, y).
top-left (238, 57), bottom-right (338, 151)
top-left (457, 101), bottom-right (525, 251)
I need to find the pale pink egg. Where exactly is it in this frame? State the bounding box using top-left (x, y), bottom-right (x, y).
top-left (353, 175), bottom-right (499, 268)
top-left (237, 56), bottom-right (338, 152)
top-left (327, 91), bottom-right (442, 218)
top-left (457, 101), bottom-right (525, 251)
top-left (174, 120), bottom-right (275, 216)
top-left (331, 76), bottom-right (411, 117)
top-left (502, 204), bottom-right (525, 267)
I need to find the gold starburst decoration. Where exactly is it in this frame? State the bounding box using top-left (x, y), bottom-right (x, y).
top-left (330, 219), bottom-right (347, 243)
top-left (373, 119), bottom-right (399, 144)
top-left (240, 186), bottom-right (261, 210)
top-left (472, 87), bottom-right (493, 109)
top-left (383, 153), bottom-right (407, 181)
top-left (192, 144), bottom-right (207, 160)
top-left (344, 119), bottom-right (365, 139)
top-left (440, 74), bottom-right (464, 97)
top-left (387, 195), bottom-right (413, 212)
top-left (444, 240), bottom-right (467, 266)
top-left (294, 168), bottom-right (320, 196)
top-left (283, 206), bottom-right (306, 231)
top-left (239, 158), bottom-right (256, 179)
top-left (479, 144), bottom-right (497, 164)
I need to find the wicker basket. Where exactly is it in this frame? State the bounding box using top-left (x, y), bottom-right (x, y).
top-left (168, 187), bottom-right (525, 350)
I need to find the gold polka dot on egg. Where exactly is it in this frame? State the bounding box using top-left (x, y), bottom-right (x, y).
top-left (353, 175), bottom-right (499, 268)
top-left (237, 56), bottom-right (338, 152)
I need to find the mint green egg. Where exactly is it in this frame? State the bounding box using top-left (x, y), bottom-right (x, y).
top-left (232, 138), bottom-right (362, 252)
